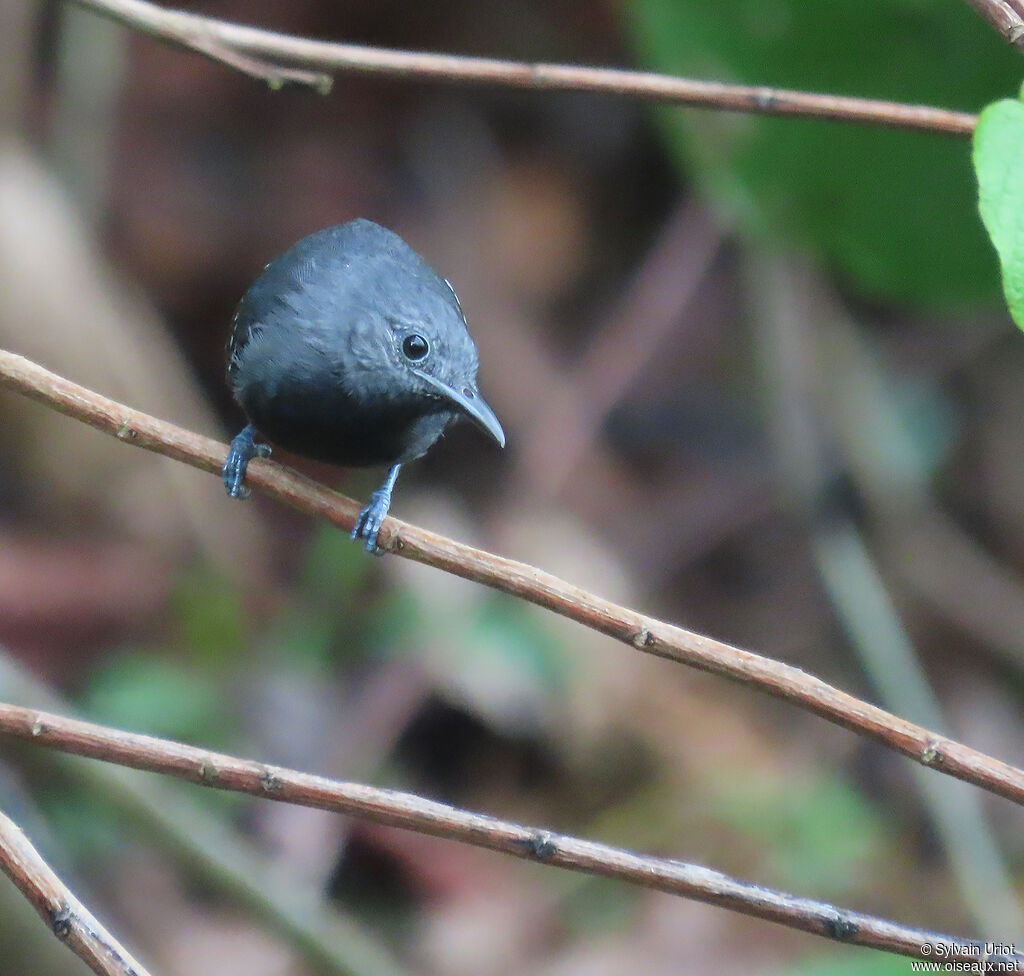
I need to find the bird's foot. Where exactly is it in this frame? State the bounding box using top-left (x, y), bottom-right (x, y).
top-left (351, 490), bottom-right (392, 555)
top-left (223, 425), bottom-right (271, 499)
top-left (351, 463), bottom-right (401, 555)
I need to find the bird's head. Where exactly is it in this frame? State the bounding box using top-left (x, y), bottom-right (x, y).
top-left (382, 283), bottom-right (505, 449)
top-left (340, 252), bottom-right (504, 449)
top-left (270, 219), bottom-right (505, 450)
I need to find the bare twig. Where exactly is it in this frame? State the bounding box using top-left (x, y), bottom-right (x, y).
top-left (0, 703), bottom-right (1018, 965)
top-left (0, 655), bottom-right (409, 976)
top-left (0, 804), bottom-right (151, 976)
top-left (3, 350), bottom-right (1024, 812)
top-left (184, 34), bottom-right (332, 93)
top-left (961, 0), bottom-right (1024, 48)
top-left (67, 0), bottom-right (333, 91)
top-left (64, 0), bottom-right (979, 136)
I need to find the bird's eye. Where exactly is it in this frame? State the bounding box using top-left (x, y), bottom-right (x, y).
top-left (402, 334), bottom-right (429, 361)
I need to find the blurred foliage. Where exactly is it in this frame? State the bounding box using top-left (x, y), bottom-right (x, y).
top-left (560, 876), bottom-right (642, 937)
top-left (299, 522), bottom-right (377, 600)
top-left (72, 517), bottom-right (570, 753)
top-left (9, 0), bottom-right (1023, 969)
top-left (707, 774), bottom-right (886, 895)
top-left (84, 652), bottom-right (233, 746)
top-left (35, 780), bottom-right (126, 868)
top-left (260, 526), bottom-right (380, 672)
top-left (171, 565), bottom-right (248, 669)
top-left (78, 519), bottom-right (572, 796)
top-left (779, 953), bottom-right (910, 976)
top-left (407, 588), bottom-right (569, 731)
top-left (974, 94), bottom-right (1024, 331)
top-left (626, 0), bottom-right (1023, 307)
top-left (467, 599), bottom-right (567, 691)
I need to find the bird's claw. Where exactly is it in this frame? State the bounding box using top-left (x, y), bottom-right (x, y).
top-left (351, 490), bottom-right (391, 555)
top-left (223, 426), bottom-right (271, 500)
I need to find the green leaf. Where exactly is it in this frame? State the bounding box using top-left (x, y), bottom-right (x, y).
top-left (467, 598), bottom-right (567, 694)
top-left (707, 774), bottom-right (885, 895)
top-left (298, 524), bottom-right (374, 600)
top-left (172, 566), bottom-right (246, 667)
top-left (37, 784), bottom-right (128, 866)
top-left (626, 0), bottom-right (1022, 307)
top-left (974, 98), bottom-right (1024, 329)
top-left (83, 652), bottom-right (230, 745)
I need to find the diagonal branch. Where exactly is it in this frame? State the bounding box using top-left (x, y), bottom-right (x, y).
top-left (961, 0), bottom-right (1024, 48)
top-left (65, 0), bottom-right (979, 136)
top-left (0, 701), bottom-right (1017, 965)
top-left (0, 655), bottom-right (409, 976)
top-left (0, 803), bottom-right (152, 976)
top-left (3, 349), bottom-right (1024, 810)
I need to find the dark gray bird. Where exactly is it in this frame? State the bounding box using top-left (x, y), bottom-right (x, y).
top-left (222, 219), bottom-right (505, 552)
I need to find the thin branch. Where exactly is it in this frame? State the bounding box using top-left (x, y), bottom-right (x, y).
top-left (65, 0), bottom-right (979, 136)
top-left (0, 656), bottom-right (410, 976)
top-left (0, 804), bottom-right (151, 976)
top-left (0, 703), bottom-right (1016, 965)
top-left (3, 349), bottom-right (1024, 810)
top-left (184, 34), bottom-right (332, 93)
top-left (962, 0), bottom-right (1024, 48)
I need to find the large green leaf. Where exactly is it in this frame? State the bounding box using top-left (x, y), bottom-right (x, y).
top-left (974, 97), bottom-right (1024, 329)
top-left (626, 0), bottom-right (1023, 306)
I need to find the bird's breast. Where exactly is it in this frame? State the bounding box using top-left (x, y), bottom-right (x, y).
top-left (240, 377), bottom-right (455, 468)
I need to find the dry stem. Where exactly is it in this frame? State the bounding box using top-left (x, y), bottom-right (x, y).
top-left (2, 348), bottom-right (1024, 810)
top-left (65, 0), bottom-right (979, 136)
top-left (1, 702), bottom-right (1017, 964)
top-left (962, 0), bottom-right (1024, 47)
top-left (0, 804), bottom-right (151, 976)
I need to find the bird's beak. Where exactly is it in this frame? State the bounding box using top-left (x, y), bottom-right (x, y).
top-left (414, 371), bottom-right (506, 448)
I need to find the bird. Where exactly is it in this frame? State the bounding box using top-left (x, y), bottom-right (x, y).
top-left (222, 219), bottom-right (505, 552)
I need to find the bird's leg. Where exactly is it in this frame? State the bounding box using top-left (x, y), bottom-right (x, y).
top-left (352, 463), bottom-right (402, 554)
top-left (223, 424), bottom-right (272, 499)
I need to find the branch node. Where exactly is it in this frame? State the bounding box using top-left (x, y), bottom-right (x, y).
top-left (116, 420), bottom-right (137, 441)
top-left (921, 740), bottom-right (946, 766)
top-left (31, 716), bottom-right (47, 737)
top-left (631, 626), bottom-right (655, 648)
top-left (824, 910), bottom-right (859, 941)
top-left (51, 902), bottom-right (74, 940)
top-left (198, 759), bottom-right (219, 784)
top-left (260, 768), bottom-right (284, 793)
top-left (185, 33), bottom-right (333, 92)
top-left (518, 831), bottom-right (557, 859)
top-left (265, 70), bottom-right (333, 95)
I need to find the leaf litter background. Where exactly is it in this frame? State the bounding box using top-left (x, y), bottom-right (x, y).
top-left (2, 1), bottom-right (1024, 974)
